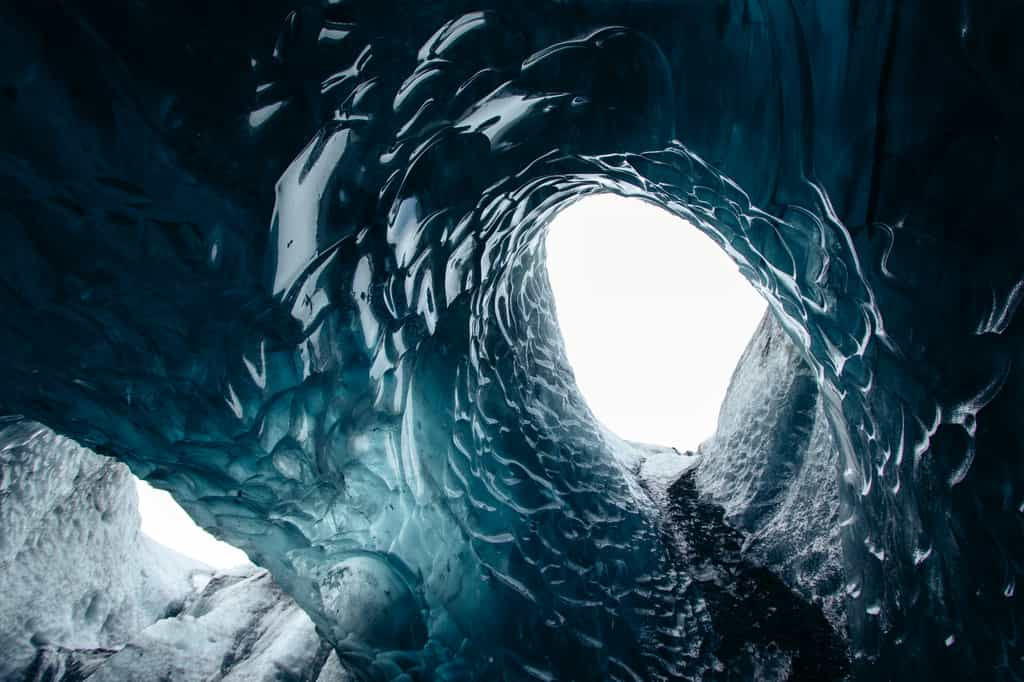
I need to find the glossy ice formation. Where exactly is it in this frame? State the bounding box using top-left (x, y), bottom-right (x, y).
top-left (1, 1), bottom-right (1022, 679)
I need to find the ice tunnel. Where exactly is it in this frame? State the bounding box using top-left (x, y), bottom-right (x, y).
top-left (1, 1), bottom-right (1023, 680)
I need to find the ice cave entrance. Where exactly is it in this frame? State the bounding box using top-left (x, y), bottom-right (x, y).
top-left (135, 478), bottom-right (250, 568)
top-left (546, 194), bottom-right (766, 452)
top-left (135, 193), bottom-right (764, 569)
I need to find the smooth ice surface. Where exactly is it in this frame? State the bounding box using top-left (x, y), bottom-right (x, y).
top-left (1, 2), bottom-right (1023, 679)
top-left (136, 478), bottom-right (251, 569)
top-left (546, 193), bottom-right (766, 450)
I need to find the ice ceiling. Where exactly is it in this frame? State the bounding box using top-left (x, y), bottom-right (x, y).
top-left (1, 1), bottom-right (1022, 679)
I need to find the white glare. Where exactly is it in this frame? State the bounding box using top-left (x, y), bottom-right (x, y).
top-left (545, 194), bottom-right (766, 452)
top-left (136, 478), bottom-right (250, 568)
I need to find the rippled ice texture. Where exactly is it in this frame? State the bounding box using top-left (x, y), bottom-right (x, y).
top-left (1, 1), bottom-right (1022, 679)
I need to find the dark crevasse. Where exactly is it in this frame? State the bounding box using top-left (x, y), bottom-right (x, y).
top-left (665, 471), bottom-right (848, 681)
top-left (0, 1), bottom-right (1022, 679)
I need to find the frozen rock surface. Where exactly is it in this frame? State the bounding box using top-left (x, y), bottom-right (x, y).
top-left (0, 421), bottom-right (201, 679)
top-left (82, 566), bottom-right (346, 682)
top-left (697, 311), bottom-right (845, 628)
top-left (26, 565), bottom-right (353, 682)
top-left (1, 1), bottom-right (1023, 678)
top-left (1, 421), bottom-right (351, 682)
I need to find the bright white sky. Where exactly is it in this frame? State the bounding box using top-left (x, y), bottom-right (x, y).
top-left (138, 193), bottom-right (764, 568)
top-left (136, 478), bottom-right (250, 568)
top-left (546, 193), bottom-right (766, 452)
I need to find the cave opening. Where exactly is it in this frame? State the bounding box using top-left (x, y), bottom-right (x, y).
top-left (134, 477), bottom-right (250, 569)
top-left (544, 193), bottom-right (767, 453)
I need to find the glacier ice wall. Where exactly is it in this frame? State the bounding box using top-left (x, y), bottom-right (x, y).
top-left (1, 1), bottom-right (1023, 679)
top-left (697, 311), bottom-right (844, 629)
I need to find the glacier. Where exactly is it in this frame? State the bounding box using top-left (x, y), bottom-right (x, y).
top-left (1, 1), bottom-right (1023, 679)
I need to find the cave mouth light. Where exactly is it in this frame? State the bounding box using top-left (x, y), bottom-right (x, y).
top-left (545, 193), bottom-right (767, 453)
top-left (135, 477), bottom-right (251, 569)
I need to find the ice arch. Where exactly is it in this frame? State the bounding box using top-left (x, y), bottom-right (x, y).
top-left (1, 2), bottom-right (1022, 679)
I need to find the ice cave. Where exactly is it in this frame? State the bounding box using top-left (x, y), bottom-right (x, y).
top-left (1, 1), bottom-right (1023, 680)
